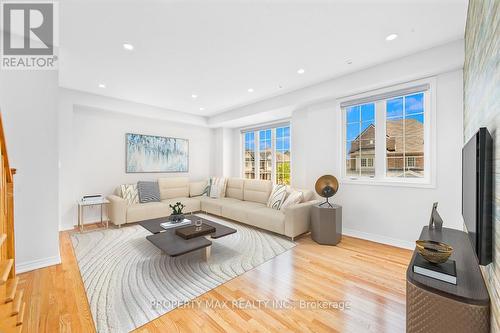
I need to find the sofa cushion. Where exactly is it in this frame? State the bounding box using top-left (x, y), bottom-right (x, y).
top-left (120, 184), bottom-right (139, 205)
top-left (301, 189), bottom-right (315, 202)
top-left (243, 179), bottom-right (272, 204)
top-left (158, 177), bottom-right (189, 200)
top-left (161, 197), bottom-right (201, 213)
top-left (137, 181), bottom-right (161, 203)
top-left (208, 177), bottom-right (227, 198)
top-left (226, 178), bottom-right (244, 200)
top-left (200, 197), bottom-right (240, 216)
top-left (189, 180), bottom-right (208, 197)
top-left (281, 190), bottom-right (303, 209)
top-left (221, 200), bottom-right (266, 222)
top-left (267, 184), bottom-right (287, 210)
top-left (247, 207), bottom-right (285, 234)
top-left (126, 202), bottom-right (170, 223)
top-left (286, 187), bottom-right (315, 203)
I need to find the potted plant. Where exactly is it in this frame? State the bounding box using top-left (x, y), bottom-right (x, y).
top-left (169, 202), bottom-right (186, 223)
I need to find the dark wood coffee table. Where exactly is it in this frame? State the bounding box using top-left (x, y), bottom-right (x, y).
top-left (138, 214), bottom-right (237, 260)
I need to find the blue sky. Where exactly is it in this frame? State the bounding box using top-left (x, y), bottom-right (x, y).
top-left (346, 93), bottom-right (424, 144)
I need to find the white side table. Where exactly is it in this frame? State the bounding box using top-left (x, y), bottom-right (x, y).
top-left (77, 199), bottom-right (110, 232)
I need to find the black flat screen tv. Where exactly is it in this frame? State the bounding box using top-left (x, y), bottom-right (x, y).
top-left (462, 127), bottom-right (493, 266)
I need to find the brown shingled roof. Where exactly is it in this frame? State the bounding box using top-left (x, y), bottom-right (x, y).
top-left (349, 119), bottom-right (423, 154)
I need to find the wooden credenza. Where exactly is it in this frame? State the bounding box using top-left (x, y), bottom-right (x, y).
top-left (406, 226), bottom-right (490, 333)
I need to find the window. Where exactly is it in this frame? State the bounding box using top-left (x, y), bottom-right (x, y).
top-left (386, 93), bottom-right (424, 178)
top-left (346, 103), bottom-right (375, 177)
top-left (406, 156), bottom-right (416, 168)
top-left (275, 126), bottom-right (291, 185)
top-left (244, 132), bottom-right (256, 179)
top-left (242, 124), bottom-right (291, 185)
top-left (341, 81), bottom-right (432, 185)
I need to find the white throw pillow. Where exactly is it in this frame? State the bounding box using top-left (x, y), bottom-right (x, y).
top-left (267, 184), bottom-right (287, 210)
top-left (120, 184), bottom-right (139, 205)
top-left (281, 190), bottom-right (303, 209)
top-left (209, 177), bottom-right (227, 198)
top-left (209, 184), bottom-right (220, 198)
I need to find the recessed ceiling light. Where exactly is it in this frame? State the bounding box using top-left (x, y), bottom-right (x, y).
top-left (191, 94), bottom-right (198, 99)
top-left (199, 107), bottom-right (205, 111)
top-left (248, 88), bottom-right (254, 93)
top-left (297, 68), bottom-right (305, 74)
top-left (385, 33), bottom-right (398, 41)
top-left (98, 83), bottom-right (106, 88)
top-left (278, 85), bottom-right (283, 89)
top-left (346, 59), bottom-right (353, 65)
top-left (123, 43), bottom-right (134, 51)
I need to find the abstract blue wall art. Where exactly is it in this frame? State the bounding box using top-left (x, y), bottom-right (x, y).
top-left (126, 133), bottom-right (189, 173)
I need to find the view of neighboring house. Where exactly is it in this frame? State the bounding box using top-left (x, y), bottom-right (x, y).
top-left (348, 118), bottom-right (424, 178)
top-left (244, 127), bottom-right (291, 184)
top-left (245, 149), bottom-right (290, 183)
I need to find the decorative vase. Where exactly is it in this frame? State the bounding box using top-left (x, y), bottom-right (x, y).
top-left (169, 214), bottom-right (185, 223)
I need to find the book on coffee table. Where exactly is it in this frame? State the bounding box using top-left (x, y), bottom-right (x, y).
top-left (160, 219), bottom-right (191, 230)
top-left (175, 223), bottom-right (216, 239)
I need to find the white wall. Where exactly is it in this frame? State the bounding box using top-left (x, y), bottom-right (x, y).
top-left (0, 71), bottom-right (61, 272)
top-left (212, 128), bottom-right (235, 177)
top-left (59, 89), bottom-right (213, 230)
top-left (227, 42), bottom-right (464, 248)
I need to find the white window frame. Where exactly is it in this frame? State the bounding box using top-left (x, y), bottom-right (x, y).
top-left (240, 121), bottom-right (292, 185)
top-left (338, 77), bottom-right (436, 188)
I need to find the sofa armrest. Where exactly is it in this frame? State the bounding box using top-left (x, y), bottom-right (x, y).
top-left (283, 200), bottom-right (321, 239)
top-left (107, 195), bottom-right (127, 226)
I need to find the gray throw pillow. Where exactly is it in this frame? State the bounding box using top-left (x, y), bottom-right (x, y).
top-left (137, 181), bottom-right (161, 203)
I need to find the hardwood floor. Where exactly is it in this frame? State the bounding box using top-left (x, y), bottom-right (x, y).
top-left (18, 226), bottom-right (412, 333)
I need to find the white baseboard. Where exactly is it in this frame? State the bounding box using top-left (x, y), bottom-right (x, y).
top-left (59, 223), bottom-right (75, 231)
top-left (343, 228), bottom-right (414, 250)
top-left (59, 219), bottom-right (110, 231)
top-left (16, 255), bottom-right (62, 274)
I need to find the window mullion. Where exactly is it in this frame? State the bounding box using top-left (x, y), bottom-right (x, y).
top-left (255, 131), bottom-right (260, 180)
top-left (271, 128), bottom-right (276, 184)
top-left (358, 107), bottom-right (362, 177)
top-left (375, 100), bottom-right (385, 179)
top-left (403, 96), bottom-right (406, 178)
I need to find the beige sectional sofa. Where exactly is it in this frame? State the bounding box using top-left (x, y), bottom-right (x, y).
top-left (107, 177), bottom-right (319, 239)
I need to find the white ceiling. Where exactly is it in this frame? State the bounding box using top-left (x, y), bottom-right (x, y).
top-left (59, 0), bottom-right (467, 117)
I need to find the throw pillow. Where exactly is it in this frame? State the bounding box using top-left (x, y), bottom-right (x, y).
top-left (267, 184), bottom-right (287, 210)
top-left (120, 184), bottom-right (139, 205)
top-left (281, 190), bottom-right (303, 209)
top-left (208, 177), bottom-right (227, 198)
top-left (209, 184), bottom-right (220, 198)
top-left (137, 181), bottom-right (161, 203)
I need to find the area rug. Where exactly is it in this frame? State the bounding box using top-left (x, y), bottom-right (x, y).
top-left (71, 214), bottom-right (295, 333)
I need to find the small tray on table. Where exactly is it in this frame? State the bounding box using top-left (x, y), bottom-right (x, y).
top-left (175, 223), bottom-right (216, 239)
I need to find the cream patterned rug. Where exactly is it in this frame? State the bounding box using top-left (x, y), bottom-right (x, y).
top-left (71, 214), bottom-right (295, 333)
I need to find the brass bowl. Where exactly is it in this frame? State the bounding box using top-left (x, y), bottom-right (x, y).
top-left (415, 240), bottom-right (453, 264)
